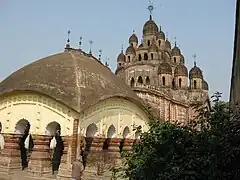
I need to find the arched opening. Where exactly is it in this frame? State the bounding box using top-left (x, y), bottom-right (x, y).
top-left (158, 40), bottom-right (161, 46)
top-left (122, 127), bottom-right (130, 138)
top-left (107, 125), bottom-right (116, 138)
top-left (86, 123), bottom-right (98, 137)
top-left (151, 53), bottom-right (154, 60)
top-left (130, 77), bottom-right (135, 87)
top-left (146, 76), bottom-right (150, 85)
top-left (15, 119), bottom-right (30, 134)
top-left (46, 121), bottom-right (61, 136)
top-left (174, 57), bottom-right (177, 63)
top-left (179, 78), bottom-right (182, 88)
top-left (138, 54), bottom-right (142, 61)
top-left (144, 53), bottom-right (148, 60)
top-left (193, 80), bottom-right (197, 89)
top-left (147, 40), bottom-right (150, 46)
top-left (118, 63), bottom-right (121, 66)
top-left (128, 56), bottom-right (130, 62)
top-left (135, 131), bottom-right (141, 139)
top-left (138, 76), bottom-right (143, 84)
top-left (131, 43), bottom-right (133, 47)
top-left (172, 79), bottom-right (175, 89)
top-left (162, 76), bottom-right (166, 86)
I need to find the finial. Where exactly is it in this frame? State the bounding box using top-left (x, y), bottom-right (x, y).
top-left (105, 57), bottom-right (109, 67)
top-left (166, 32), bottom-right (169, 40)
top-left (65, 30), bottom-right (71, 49)
top-left (174, 37), bottom-right (177, 47)
top-left (147, 1), bottom-right (155, 19)
top-left (133, 30), bottom-right (135, 34)
top-left (159, 25), bottom-right (161, 31)
top-left (98, 49), bottom-right (102, 61)
top-left (121, 44), bottom-right (124, 53)
top-left (79, 36), bottom-right (83, 50)
top-left (67, 30), bottom-right (71, 43)
top-left (89, 40), bottom-right (93, 54)
top-left (192, 54), bottom-right (197, 66)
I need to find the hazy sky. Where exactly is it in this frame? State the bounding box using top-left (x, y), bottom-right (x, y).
top-left (0, 0), bottom-right (236, 100)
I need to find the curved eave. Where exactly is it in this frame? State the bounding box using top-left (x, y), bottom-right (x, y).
top-left (0, 90), bottom-right (152, 119)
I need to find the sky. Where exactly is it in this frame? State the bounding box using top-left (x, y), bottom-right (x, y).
top-left (0, 0), bottom-right (236, 101)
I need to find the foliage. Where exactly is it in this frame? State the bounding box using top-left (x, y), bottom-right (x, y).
top-left (111, 92), bottom-right (240, 180)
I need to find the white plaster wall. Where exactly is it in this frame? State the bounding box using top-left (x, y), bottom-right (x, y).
top-left (79, 97), bottom-right (149, 139)
top-left (0, 93), bottom-right (78, 136)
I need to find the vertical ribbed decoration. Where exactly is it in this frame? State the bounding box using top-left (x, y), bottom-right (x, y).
top-left (71, 119), bottom-right (79, 163)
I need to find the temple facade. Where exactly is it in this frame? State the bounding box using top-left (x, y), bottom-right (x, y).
top-left (115, 14), bottom-right (209, 125)
top-left (0, 5), bottom-right (210, 180)
top-left (0, 49), bottom-right (150, 179)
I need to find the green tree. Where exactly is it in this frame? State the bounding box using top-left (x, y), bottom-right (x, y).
top-left (112, 92), bottom-right (240, 180)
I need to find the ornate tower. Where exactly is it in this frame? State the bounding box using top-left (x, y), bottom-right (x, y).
top-left (230, 0), bottom-right (240, 105)
top-left (115, 3), bottom-right (209, 124)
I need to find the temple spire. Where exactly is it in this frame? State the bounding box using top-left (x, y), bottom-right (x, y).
top-left (174, 37), bottom-right (177, 47)
top-left (98, 49), bottom-right (102, 61)
top-left (79, 36), bottom-right (83, 50)
top-left (193, 54), bottom-right (197, 67)
top-left (89, 40), bottom-right (93, 54)
top-left (65, 30), bottom-right (71, 49)
top-left (147, 1), bottom-right (155, 20)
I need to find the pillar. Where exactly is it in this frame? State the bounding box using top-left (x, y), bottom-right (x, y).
top-left (71, 119), bottom-right (79, 163)
top-left (84, 137), bottom-right (105, 175)
top-left (27, 135), bottom-right (52, 177)
top-left (0, 133), bottom-right (22, 174)
top-left (56, 136), bottom-right (72, 180)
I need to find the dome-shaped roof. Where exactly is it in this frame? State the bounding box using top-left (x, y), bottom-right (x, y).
top-left (117, 52), bottom-right (126, 62)
top-left (148, 41), bottom-right (158, 52)
top-left (125, 45), bottom-right (136, 55)
top-left (180, 54), bottom-right (185, 64)
top-left (203, 80), bottom-right (209, 90)
top-left (189, 65), bottom-right (203, 79)
top-left (143, 16), bottom-right (159, 36)
top-left (158, 62), bottom-right (172, 75)
top-left (156, 31), bottom-right (165, 40)
top-left (174, 65), bottom-right (188, 77)
top-left (165, 39), bottom-right (171, 49)
top-left (171, 46), bottom-right (181, 56)
top-left (129, 33), bottom-right (138, 44)
top-left (0, 50), bottom-right (144, 113)
top-left (138, 43), bottom-right (144, 49)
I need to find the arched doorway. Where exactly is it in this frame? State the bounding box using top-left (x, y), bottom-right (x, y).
top-left (122, 126), bottom-right (130, 138)
top-left (107, 125), bottom-right (116, 138)
top-left (86, 123), bottom-right (98, 137)
top-left (46, 121), bottom-right (61, 136)
top-left (138, 76), bottom-right (143, 84)
top-left (146, 76), bottom-right (150, 85)
top-left (130, 78), bottom-right (135, 87)
top-left (135, 131), bottom-right (141, 139)
top-left (15, 119), bottom-right (30, 134)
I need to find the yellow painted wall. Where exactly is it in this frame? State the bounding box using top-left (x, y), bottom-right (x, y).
top-left (0, 92), bottom-right (149, 138)
top-left (0, 93), bottom-right (78, 136)
top-left (79, 98), bottom-right (149, 138)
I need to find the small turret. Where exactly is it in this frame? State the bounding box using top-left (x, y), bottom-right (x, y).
top-left (189, 54), bottom-right (203, 90)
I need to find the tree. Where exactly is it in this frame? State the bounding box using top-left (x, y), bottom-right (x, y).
top-left (112, 92), bottom-right (240, 180)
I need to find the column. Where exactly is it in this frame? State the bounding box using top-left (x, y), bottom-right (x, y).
top-left (0, 133), bottom-right (22, 173)
top-left (27, 135), bottom-right (52, 176)
top-left (84, 137), bottom-right (105, 175)
top-left (56, 136), bottom-right (72, 180)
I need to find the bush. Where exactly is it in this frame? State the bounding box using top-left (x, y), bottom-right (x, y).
top-left (112, 92), bottom-right (240, 180)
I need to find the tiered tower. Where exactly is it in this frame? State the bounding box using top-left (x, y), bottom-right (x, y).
top-left (115, 6), bottom-right (209, 125)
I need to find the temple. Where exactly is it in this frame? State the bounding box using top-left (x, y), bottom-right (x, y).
top-left (0, 3), bottom-right (210, 180)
